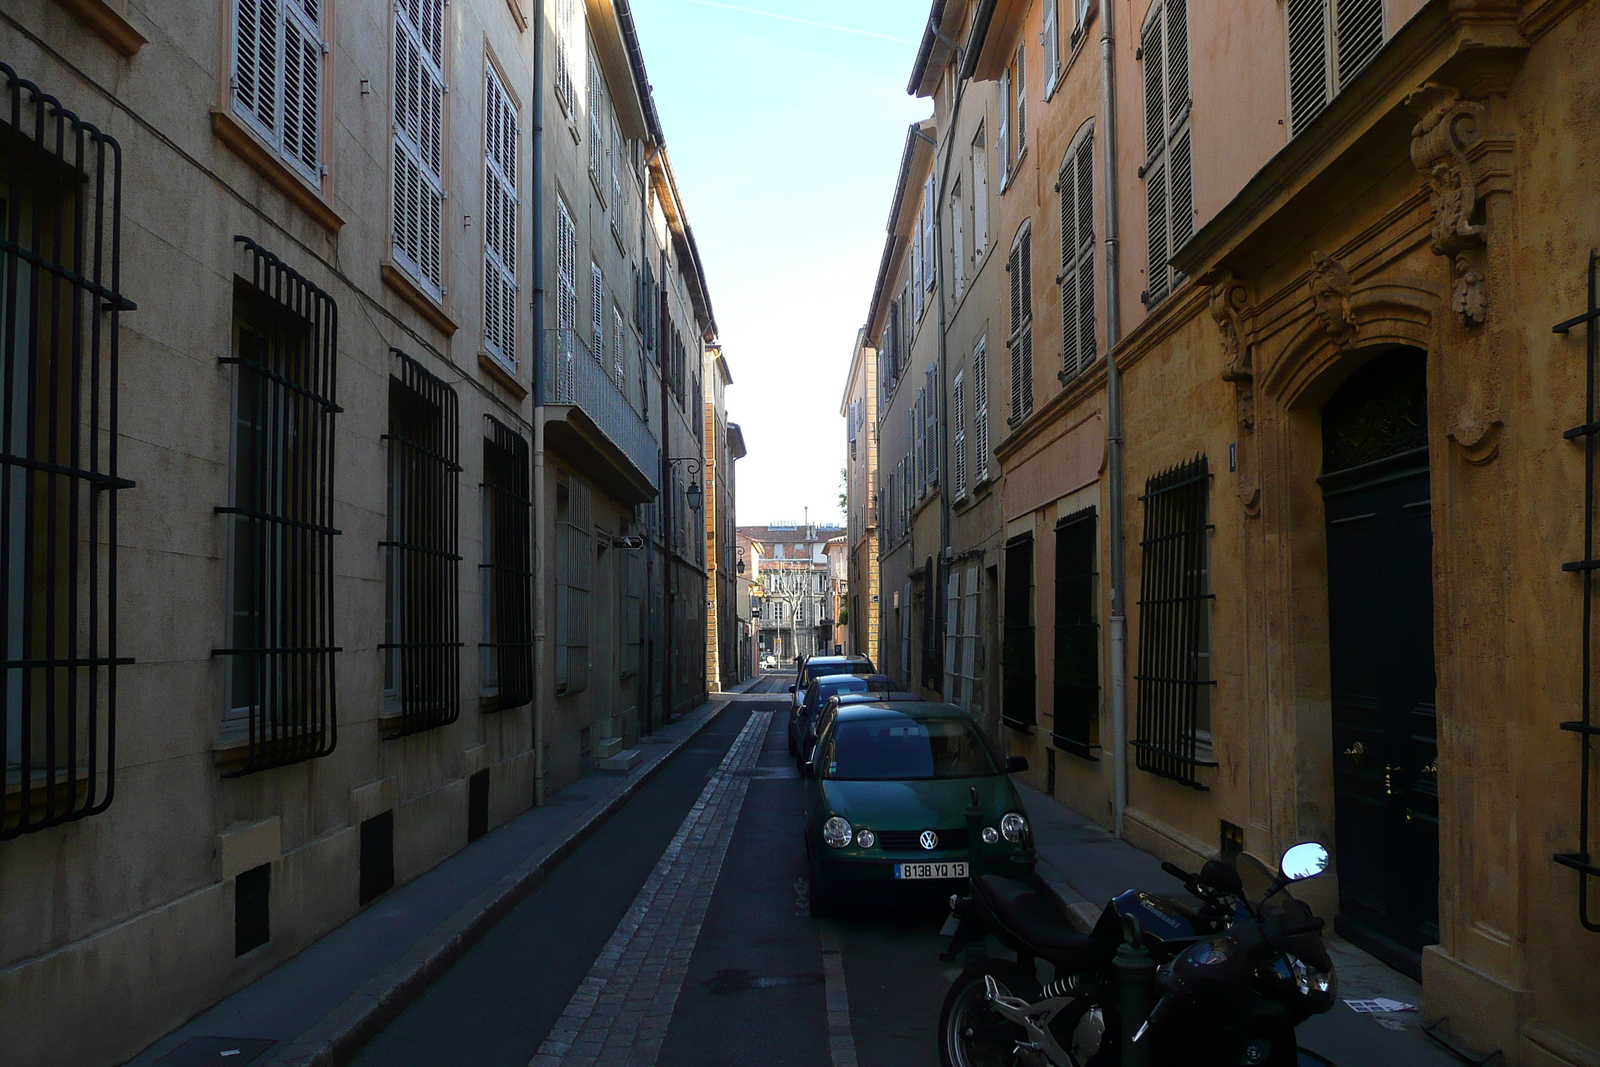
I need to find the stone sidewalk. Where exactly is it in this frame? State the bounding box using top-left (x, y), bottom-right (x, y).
top-left (1015, 782), bottom-right (1461, 1067)
top-left (123, 685), bottom-right (761, 1067)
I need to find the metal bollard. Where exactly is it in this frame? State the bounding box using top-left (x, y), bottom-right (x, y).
top-left (1114, 941), bottom-right (1156, 1067)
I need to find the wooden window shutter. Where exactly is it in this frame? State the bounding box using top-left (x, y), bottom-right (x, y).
top-left (1287, 0), bottom-right (1329, 134)
top-left (1043, 0), bottom-right (1060, 91)
top-left (1170, 128), bottom-right (1194, 249)
top-left (233, 0), bottom-right (323, 180)
top-left (1335, 0), bottom-right (1384, 87)
top-left (1015, 46), bottom-right (1027, 158)
top-left (1146, 158), bottom-right (1169, 303)
top-left (923, 177), bottom-right (936, 291)
top-left (1166, 0), bottom-right (1190, 120)
top-left (925, 363), bottom-right (939, 488)
top-left (233, 0), bottom-right (279, 136)
top-left (953, 371), bottom-right (967, 499)
top-left (484, 64), bottom-right (519, 370)
top-left (555, 0), bottom-right (575, 114)
top-left (1141, 11), bottom-right (1165, 159)
top-left (280, 0), bottom-right (321, 176)
top-left (613, 307), bottom-right (626, 384)
top-left (973, 134), bottom-right (989, 253)
top-left (392, 0), bottom-right (445, 295)
top-left (1008, 241), bottom-right (1023, 337)
top-left (588, 55), bottom-right (605, 192)
top-left (973, 338), bottom-right (989, 483)
top-left (997, 69), bottom-right (1011, 181)
top-left (591, 263), bottom-right (605, 360)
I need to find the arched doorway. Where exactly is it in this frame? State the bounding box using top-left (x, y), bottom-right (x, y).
top-left (1317, 347), bottom-right (1439, 976)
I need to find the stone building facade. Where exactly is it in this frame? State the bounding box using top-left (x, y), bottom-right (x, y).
top-left (0, 0), bottom-right (725, 1063)
top-left (849, 0), bottom-right (1600, 1061)
top-left (740, 521), bottom-right (839, 662)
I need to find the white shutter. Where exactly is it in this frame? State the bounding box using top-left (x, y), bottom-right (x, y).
top-left (1043, 0), bottom-right (1060, 92)
top-left (911, 394), bottom-right (923, 497)
top-left (1287, 0), bottom-right (1328, 134)
top-left (973, 338), bottom-right (989, 483)
top-left (997, 68), bottom-right (1011, 181)
top-left (613, 307), bottom-right (625, 384)
top-left (233, 0), bottom-right (321, 181)
top-left (555, 0), bottom-right (576, 114)
top-left (591, 262), bottom-right (605, 362)
top-left (1166, 0), bottom-right (1190, 120)
top-left (922, 177), bottom-right (936, 292)
top-left (951, 187), bottom-right (966, 296)
top-left (484, 65), bottom-right (519, 370)
top-left (972, 135), bottom-right (989, 256)
top-left (1062, 129), bottom-right (1097, 381)
top-left (944, 569), bottom-right (961, 700)
top-left (925, 364), bottom-right (939, 488)
top-left (588, 53), bottom-right (605, 193)
top-left (556, 197), bottom-right (577, 399)
top-left (393, 0), bottom-right (444, 296)
top-left (1336, 0), bottom-right (1384, 85)
top-left (953, 370), bottom-right (967, 499)
top-left (1015, 47), bottom-right (1027, 158)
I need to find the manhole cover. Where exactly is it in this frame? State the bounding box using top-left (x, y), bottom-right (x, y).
top-left (153, 1037), bottom-right (276, 1066)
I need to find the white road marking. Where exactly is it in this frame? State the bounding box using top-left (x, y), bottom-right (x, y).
top-left (817, 924), bottom-right (860, 1067)
top-left (530, 711), bottom-right (771, 1067)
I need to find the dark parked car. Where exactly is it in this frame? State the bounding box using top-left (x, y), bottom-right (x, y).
top-left (788, 654), bottom-right (875, 714)
top-left (802, 702), bottom-right (1032, 916)
top-left (787, 673), bottom-right (900, 760)
top-left (805, 688), bottom-right (924, 761)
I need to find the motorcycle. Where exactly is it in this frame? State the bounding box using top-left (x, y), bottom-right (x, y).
top-left (937, 842), bottom-right (1339, 1067)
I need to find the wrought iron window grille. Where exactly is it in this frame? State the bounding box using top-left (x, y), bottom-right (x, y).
top-left (1554, 248), bottom-right (1600, 932)
top-left (1133, 454), bottom-right (1218, 788)
top-left (1053, 507), bottom-right (1100, 760)
top-left (479, 414), bottom-right (533, 712)
top-left (379, 349), bottom-right (462, 737)
top-left (2, 63), bottom-right (136, 839)
top-left (214, 235), bottom-right (340, 777)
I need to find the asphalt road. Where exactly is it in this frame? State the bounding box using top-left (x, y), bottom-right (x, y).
top-left (350, 674), bottom-right (960, 1067)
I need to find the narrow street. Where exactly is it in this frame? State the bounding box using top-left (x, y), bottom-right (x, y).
top-left (349, 674), bottom-right (957, 1067)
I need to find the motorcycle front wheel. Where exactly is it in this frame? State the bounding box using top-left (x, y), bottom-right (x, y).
top-left (939, 959), bottom-right (1044, 1067)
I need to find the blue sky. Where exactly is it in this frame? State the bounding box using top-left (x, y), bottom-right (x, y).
top-left (629, 0), bottom-right (932, 526)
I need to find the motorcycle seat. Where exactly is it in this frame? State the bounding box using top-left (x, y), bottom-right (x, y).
top-left (972, 874), bottom-right (1117, 971)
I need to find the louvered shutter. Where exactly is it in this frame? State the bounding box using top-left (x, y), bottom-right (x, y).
top-left (923, 177), bottom-right (936, 293)
top-left (1043, 0), bottom-right (1060, 91)
top-left (973, 138), bottom-right (990, 254)
top-left (555, 0), bottom-right (575, 114)
top-left (1059, 152), bottom-right (1077, 379)
top-left (556, 197), bottom-right (577, 398)
top-left (953, 371), bottom-right (967, 499)
top-left (233, 0), bottom-right (278, 135)
top-left (1015, 47), bottom-right (1027, 158)
top-left (1146, 159), bottom-right (1169, 303)
top-left (911, 394), bottom-right (923, 496)
top-left (1170, 129), bottom-right (1194, 249)
top-left (233, 0), bottom-right (321, 181)
top-left (591, 263), bottom-right (605, 362)
top-left (952, 187), bottom-right (967, 296)
top-left (1336, 0), bottom-right (1384, 84)
top-left (1167, 0), bottom-right (1190, 120)
top-left (484, 65), bottom-right (519, 370)
top-left (588, 55), bottom-right (604, 190)
top-left (1009, 246), bottom-right (1026, 421)
top-left (281, 0), bottom-right (320, 176)
top-left (925, 364), bottom-right (939, 488)
top-left (973, 338), bottom-right (990, 483)
top-left (613, 307), bottom-right (625, 385)
top-left (393, 0), bottom-right (444, 296)
top-left (912, 214), bottom-right (924, 318)
top-left (997, 68), bottom-right (1011, 181)
top-left (1287, 0), bottom-right (1328, 134)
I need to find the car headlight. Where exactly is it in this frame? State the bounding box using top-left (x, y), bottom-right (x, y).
top-left (981, 826), bottom-right (1000, 844)
top-left (1000, 812), bottom-right (1029, 844)
top-left (823, 816), bottom-right (853, 849)
top-left (856, 829), bottom-right (876, 848)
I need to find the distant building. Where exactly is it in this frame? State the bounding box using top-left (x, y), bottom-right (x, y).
top-left (738, 522), bottom-right (841, 662)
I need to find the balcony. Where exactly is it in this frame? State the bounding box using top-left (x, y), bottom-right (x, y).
top-left (542, 330), bottom-right (660, 505)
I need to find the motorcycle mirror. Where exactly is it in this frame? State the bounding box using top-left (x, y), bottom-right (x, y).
top-left (788, 685), bottom-right (797, 693)
top-left (1279, 842), bottom-right (1330, 882)
top-left (800, 760), bottom-right (815, 779)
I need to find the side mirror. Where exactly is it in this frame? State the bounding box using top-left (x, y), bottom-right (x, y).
top-left (1279, 842), bottom-right (1330, 882)
top-left (1006, 756), bottom-right (1029, 773)
top-left (788, 685), bottom-right (797, 694)
top-left (800, 760), bottom-right (815, 779)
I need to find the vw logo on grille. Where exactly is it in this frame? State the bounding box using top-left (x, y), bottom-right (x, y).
top-left (919, 830), bottom-right (939, 850)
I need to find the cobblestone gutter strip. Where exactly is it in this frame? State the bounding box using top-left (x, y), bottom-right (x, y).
top-left (530, 711), bottom-right (773, 1067)
top-left (263, 699), bottom-right (734, 1067)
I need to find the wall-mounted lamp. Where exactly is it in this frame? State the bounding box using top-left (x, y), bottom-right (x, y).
top-left (668, 457), bottom-right (703, 514)
top-left (686, 480), bottom-right (702, 513)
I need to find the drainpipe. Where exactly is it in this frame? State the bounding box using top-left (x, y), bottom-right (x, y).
top-left (1099, 0), bottom-right (1129, 837)
top-left (530, 0), bottom-right (548, 806)
top-left (659, 247), bottom-right (674, 725)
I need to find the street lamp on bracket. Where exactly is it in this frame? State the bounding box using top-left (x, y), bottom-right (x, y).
top-left (666, 457), bottom-right (703, 512)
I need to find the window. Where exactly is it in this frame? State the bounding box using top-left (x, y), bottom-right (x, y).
top-left (1133, 455), bottom-right (1216, 786)
top-left (973, 336), bottom-right (990, 484)
top-left (950, 181), bottom-right (967, 299)
top-left (924, 363), bottom-right (939, 491)
top-left (952, 370), bottom-right (967, 500)
top-left (620, 539), bottom-right (642, 676)
top-left (588, 52), bottom-right (607, 203)
top-left (392, 0), bottom-right (445, 297)
top-left (971, 126), bottom-right (990, 259)
top-left (1043, 0), bottom-right (1061, 93)
top-left (1053, 508), bottom-right (1098, 758)
top-left (483, 63), bottom-right (519, 372)
top-left (912, 200), bottom-right (925, 322)
top-left (1007, 227), bottom-right (1035, 422)
top-left (911, 391), bottom-right (924, 499)
top-left (1287, 0), bottom-right (1384, 134)
top-left (554, 471), bottom-right (592, 695)
top-left (1, 66), bottom-right (134, 838)
top-left (382, 351), bottom-right (461, 737)
top-left (922, 175), bottom-right (936, 295)
top-left (231, 0), bottom-right (323, 181)
top-left (1141, 0), bottom-right (1192, 305)
top-left (1015, 46), bottom-right (1028, 163)
top-left (1072, 0), bottom-right (1094, 47)
top-left (220, 237), bottom-right (340, 775)
top-left (944, 565), bottom-right (981, 713)
top-left (997, 68), bottom-right (1011, 185)
top-left (1059, 126), bottom-right (1097, 382)
top-left (554, 196), bottom-right (578, 396)
top-left (1001, 534), bottom-right (1036, 731)
top-left (591, 262), bottom-right (605, 361)
top-left (554, 0), bottom-right (577, 116)
top-left (481, 417), bottom-right (533, 711)
top-left (612, 305), bottom-right (626, 386)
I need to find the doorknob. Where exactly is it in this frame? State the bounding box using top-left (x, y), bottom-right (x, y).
top-left (1342, 741), bottom-right (1366, 764)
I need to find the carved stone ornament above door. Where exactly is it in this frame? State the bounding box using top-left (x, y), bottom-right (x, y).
top-left (1406, 83), bottom-right (1490, 327)
top-left (1309, 252), bottom-right (1357, 344)
top-left (1211, 271), bottom-right (1254, 430)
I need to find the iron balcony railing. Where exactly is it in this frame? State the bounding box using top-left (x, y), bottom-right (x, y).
top-left (546, 328), bottom-right (659, 490)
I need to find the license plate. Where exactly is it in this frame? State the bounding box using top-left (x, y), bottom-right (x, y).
top-left (895, 861), bottom-right (968, 880)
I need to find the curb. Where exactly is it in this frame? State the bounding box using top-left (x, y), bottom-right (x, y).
top-left (265, 697), bottom-right (734, 1067)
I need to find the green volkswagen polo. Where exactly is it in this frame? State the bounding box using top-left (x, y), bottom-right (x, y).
top-left (801, 702), bottom-right (1034, 915)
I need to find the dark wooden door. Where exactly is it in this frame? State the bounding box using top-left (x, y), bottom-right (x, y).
top-left (1319, 351), bottom-right (1439, 976)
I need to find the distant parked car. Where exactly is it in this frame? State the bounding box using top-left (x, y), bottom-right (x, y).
top-left (805, 689), bottom-right (925, 762)
top-left (787, 674), bottom-right (899, 760)
top-left (789, 654), bottom-right (876, 714)
top-left (762, 654), bottom-right (777, 670)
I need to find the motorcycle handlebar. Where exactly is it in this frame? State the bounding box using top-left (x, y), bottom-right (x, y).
top-left (1279, 916), bottom-right (1326, 938)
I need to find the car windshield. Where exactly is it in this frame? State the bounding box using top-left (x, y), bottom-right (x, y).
top-left (805, 674), bottom-right (893, 711)
top-left (822, 716), bottom-right (998, 780)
